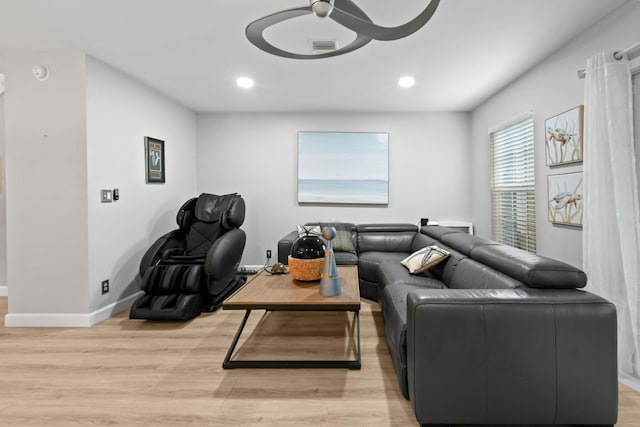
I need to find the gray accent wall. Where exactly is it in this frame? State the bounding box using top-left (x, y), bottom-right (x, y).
top-left (470, 1), bottom-right (640, 269)
top-left (196, 112), bottom-right (472, 265)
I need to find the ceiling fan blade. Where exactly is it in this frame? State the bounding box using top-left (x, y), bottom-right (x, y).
top-left (246, 7), bottom-right (312, 57)
top-left (332, 0), bottom-right (374, 22)
top-left (331, 0), bottom-right (440, 41)
top-left (245, 4), bottom-right (372, 60)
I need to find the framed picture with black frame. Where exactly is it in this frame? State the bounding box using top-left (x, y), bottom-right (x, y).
top-left (144, 136), bottom-right (165, 184)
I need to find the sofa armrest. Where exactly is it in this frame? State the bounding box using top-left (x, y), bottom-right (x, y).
top-left (406, 288), bottom-right (617, 426)
top-left (277, 230), bottom-right (299, 265)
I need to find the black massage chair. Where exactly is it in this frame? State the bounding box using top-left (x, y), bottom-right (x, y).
top-left (129, 193), bottom-right (247, 321)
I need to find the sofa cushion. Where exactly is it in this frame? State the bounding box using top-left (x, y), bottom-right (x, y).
top-left (440, 233), bottom-right (499, 256)
top-left (377, 263), bottom-right (446, 394)
top-left (334, 251), bottom-right (358, 265)
top-left (471, 244), bottom-right (587, 289)
top-left (333, 229), bottom-right (355, 253)
top-left (420, 225), bottom-right (464, 240)
top-left (380, 283), bottom-right (414, 399)
top-left (428, 243), bottom-right (467, 284)
top-left (401, 245), bottom-right (451, 274)
top-left (379, 279), bottom-right (446, 400)
top-left (377, 262), bottom-right (447, 294)
top-left (305, 222), bottom-right (357, 254)
top-left (358, 251), bottom-right (408, 284)
top-left (296, 224), bottom-right (322, 237)
top-left (448, 258), bottom-right (525, 290)
top-left (410, 233), bottom-right (439, 252)
top-left (357, 223), bottom-right (418, 233)
top-left (357, 231), bottom-right (416, 253)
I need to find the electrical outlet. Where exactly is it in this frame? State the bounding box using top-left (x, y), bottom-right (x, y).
top-left (266, 249), bottom-right (272, 259)
top-left (101, 280), bottom-right (109, 295)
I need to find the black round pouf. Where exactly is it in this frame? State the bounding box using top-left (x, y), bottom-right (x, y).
top-left (291, 235), bottom-right (325, 259)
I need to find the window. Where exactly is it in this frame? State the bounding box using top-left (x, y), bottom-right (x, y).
top-left (490, 114), bottom-right (536, 252)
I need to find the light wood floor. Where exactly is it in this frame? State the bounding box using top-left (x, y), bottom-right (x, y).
top-left (1, 297), bottom-right (639, 426)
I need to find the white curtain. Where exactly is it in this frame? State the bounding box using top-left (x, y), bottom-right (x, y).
top-left (583, 51), bottom-right (640, 387)
top-left (635, 73), bottom-right (640, 196)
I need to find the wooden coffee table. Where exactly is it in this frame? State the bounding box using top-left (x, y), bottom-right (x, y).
top-left (222, 265), bottom-right (361, 369)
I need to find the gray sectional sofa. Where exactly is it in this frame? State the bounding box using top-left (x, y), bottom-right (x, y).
top-left (278, 223), bottom-right (618, 426)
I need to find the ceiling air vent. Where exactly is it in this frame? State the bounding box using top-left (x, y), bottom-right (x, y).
top-left (311, 40), bottom-right (338, 54)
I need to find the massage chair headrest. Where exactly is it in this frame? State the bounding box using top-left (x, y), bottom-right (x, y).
top-left (193, 193), bottom-right (245, 229)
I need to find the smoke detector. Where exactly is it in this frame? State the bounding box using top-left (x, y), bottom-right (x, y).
top-left (32, 65), bottom-right (49, 81)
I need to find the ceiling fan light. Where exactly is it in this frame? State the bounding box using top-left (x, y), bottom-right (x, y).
top-left (236, 77), bottom-right (254, 89)
top-left (398, 76), bottom-right (415, 88)
top-left (311, 0), bottom-right (334, 18)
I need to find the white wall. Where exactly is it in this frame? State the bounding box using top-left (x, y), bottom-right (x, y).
top-left (4, 51), bottom-right (90, 321)
top-left (2, 53), bottom-right (196, 326)
top-left (470, 1), bottom-right (640, 269)
top-left (86, 57), bottom-right (197, 313)
top-left (0, 92), bottom-right (6, 296)
top-left (197, 112), bottom-right (471, 265)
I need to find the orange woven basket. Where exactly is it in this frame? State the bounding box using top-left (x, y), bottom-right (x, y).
top-left (288, 255), bottom-right (324, 281)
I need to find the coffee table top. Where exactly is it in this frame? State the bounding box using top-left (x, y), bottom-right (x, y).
top-left (224, 265), bottom-right (360, 311)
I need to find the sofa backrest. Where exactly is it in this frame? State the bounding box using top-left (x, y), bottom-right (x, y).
top-left (409, 233), bottom-right (438, 252)
top-left (423, 225), bottom-right (587, 290)
top-left (420, 225), bottom-right (464, 240)
top-left (448, 258), bottom-right (525, 290)
top-left (431, 244), bottom-right (466, 284)
top-left (356, 223), bottom-right (417, 253)
top-left (440, 233), bottom-right (498, 256)
top-left (470, 245), bottom-right (587, 289)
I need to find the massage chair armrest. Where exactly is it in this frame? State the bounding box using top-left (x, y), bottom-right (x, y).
top-left (161, 247), bottom-right (186, 260)
top-left (405, 288), bottom-right (618, 426)
top-left (139, 230), bottom-right (184, 276)
top-left (277, 230), bottom-right (299, 265)
top-left (204, 228), bottom-right (246, 283)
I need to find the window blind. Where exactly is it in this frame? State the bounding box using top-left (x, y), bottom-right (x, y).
top-left (490, 115), bottom-right (536, 253)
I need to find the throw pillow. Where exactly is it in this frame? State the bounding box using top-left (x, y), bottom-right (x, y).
top-left (332, 229), bottom-right (355, 253)
top-left (401, 245), bottom-right (450, 274)
top-left (297, 225), bottom-right (322, 237)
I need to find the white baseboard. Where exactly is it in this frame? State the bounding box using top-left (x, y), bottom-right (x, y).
top-left (0, 285), bottom-right (7, 297)
top-left (89, 291), bottom-right (143, 326)
top-left (4, 291), bottom-right (143, 328)
top-left (620, 373), bottom-right (640, 392)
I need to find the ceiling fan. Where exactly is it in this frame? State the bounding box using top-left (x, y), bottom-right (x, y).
top-left (246, 0), bottom-right (440, 59)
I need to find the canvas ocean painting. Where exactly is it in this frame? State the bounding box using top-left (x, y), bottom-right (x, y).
top-left (298, 132), bottom-right (389, 204)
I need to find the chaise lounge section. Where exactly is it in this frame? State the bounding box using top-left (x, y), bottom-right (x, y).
top-left (278, 223), bottom-right (618, 426)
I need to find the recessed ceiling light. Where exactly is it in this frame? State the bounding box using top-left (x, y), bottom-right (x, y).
top-left (236, 77), bottom-right (254, 89)
top-left (398, 76), bottom-right (415, 88)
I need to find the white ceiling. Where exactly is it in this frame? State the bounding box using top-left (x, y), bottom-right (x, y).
top-left (0, 0), bottom-right (630, 113)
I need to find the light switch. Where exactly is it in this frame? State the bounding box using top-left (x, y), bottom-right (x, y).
top-left (101, 189), bottom-right (113, 203)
